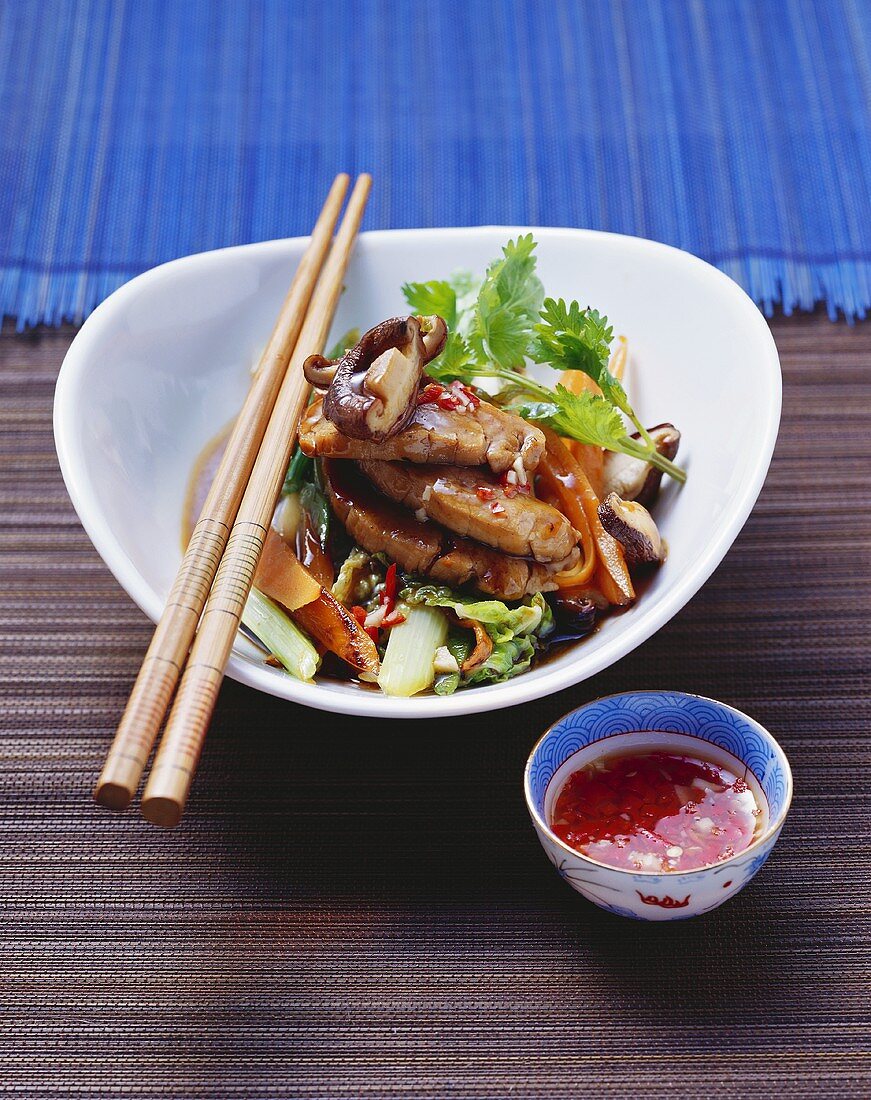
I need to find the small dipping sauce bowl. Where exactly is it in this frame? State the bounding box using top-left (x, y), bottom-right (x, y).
top-left (524, 691), bottom-right (793, 920)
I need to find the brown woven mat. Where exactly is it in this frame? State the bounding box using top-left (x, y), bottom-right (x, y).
top-left (0, 314), bottom-right (869, 1098)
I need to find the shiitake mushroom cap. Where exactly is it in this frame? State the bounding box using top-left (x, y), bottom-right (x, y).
top-left (598, 492), bottom-right (665, 566)
top-left (305, 315), bottom-right (447, 444)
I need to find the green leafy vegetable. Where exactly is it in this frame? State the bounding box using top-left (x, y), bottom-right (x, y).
top-left (467, 234), bottom-right (544, 368)
top-left (402, 584), bottom-right (554, 689)
top-left (299, 482), bottom-right (330, 550)
top-left (532, 297), bottom-right (663, 453)
top-left (426, 332), bottom-right (478, 385)
top-left (469, 633), bottom-right (537, 684)
top-left (378, 605), bottom-right (449, 697)
top-left (426, 318), bottom-right (685, 483)
top-left (401, 280), bottom-right (457, 328)
top-left (522, 386), bottom-right (686, 482)
top-left (405, 236), bottom-right (686, 485)
top-left (331, 547), bottom-right (375, 606)
top-left (405, 589), bottom-right (545, 638)
top-left (283, 447), bottom-right (313, 495)
top-left (434, 627), bottom-right (473, 696)
top-left (532, 298), bottom-right (614, 389)
top-left (242, 589), bottom-right (320, 681)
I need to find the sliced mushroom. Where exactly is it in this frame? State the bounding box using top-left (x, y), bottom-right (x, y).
top-left (304, 315), bottom-right (447, 443)
top-left (548, 592), bottom-right (598, 644)
top-left (456, 617), bottom-right (494, 672)
top-left (601, 423), bottom-right (681, 506)
top-left (597, 493), bottom-right (665, 566)
top-left (420, 314), bottom-right (448, 360)
top-left (302, 356), bottom-right (339, 388)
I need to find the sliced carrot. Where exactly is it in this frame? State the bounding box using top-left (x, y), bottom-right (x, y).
top-left (553, 336), bottom-right (627, 496)
top-left (557, 369), bottom-right (603, 494)
top-left (536, 481), bottom-right (596, 588)
top-left (569, 442), bottom-right (604, 498)
top-left (255, 529), bottom-right (321, 610)
top-left (255, 529), bottom-right (379, 680)
top-left (292, 593), bottom-right (380, 682)
top-left (537, 427), bottom-right (634, 606)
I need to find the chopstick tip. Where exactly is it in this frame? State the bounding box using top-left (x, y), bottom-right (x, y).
top-left (141, 795), bottom-right (183, 829)
top-left (93, 780), bottom-right (133, 812)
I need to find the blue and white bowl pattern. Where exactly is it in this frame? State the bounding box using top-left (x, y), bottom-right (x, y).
top-left (525, 691), bottom-right (792, 921)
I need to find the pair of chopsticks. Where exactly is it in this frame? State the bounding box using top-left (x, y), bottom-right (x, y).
top-left (94, 173), bottom-right (372, 827)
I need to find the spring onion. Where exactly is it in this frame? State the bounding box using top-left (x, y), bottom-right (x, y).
top-left (242, 588), bottom-right (320, 682)
top-left (378, 605), bottom-right (448, 697)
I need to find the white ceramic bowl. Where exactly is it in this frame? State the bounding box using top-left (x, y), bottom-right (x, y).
top-left (525, 691), bottom-right (793, 920)
top-left (54, 227), bottom-right (781, 718)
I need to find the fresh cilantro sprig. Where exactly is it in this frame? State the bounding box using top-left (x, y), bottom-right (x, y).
top-left (426, 333), bottom-right (685, 483)
top-left (532, 298), bottom-right (656, 448)
top-left (402, 239), bottom-right (685, 483)
top-left (520, 387), bottom-right (686, 481)
top-left (403, 235), bottom-right (542, 369)
top-left (428, 332), bottom-right (477, 382)
top-left (401, 280), bottom-right (457, 329)
top-left (467, 234), bottom-right (544, 367)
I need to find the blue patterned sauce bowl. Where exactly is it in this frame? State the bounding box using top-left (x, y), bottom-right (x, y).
top-left (524, 691), bottom-right (792, 920)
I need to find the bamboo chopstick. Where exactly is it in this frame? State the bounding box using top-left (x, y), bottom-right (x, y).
top-left (94, 173), bottom-right (351, 811)
top-left (140, 173), bottom-right (372, 828)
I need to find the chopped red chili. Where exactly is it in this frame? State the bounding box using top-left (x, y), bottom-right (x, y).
top-left (383, 563), bottom-right (397, 610)
top-left (417, 382), bottom-right (444, 405)
top-left (417, 379), bottom-right (479, 412)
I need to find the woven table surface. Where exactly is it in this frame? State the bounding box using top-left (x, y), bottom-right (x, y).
top-left (0, 313), bottom-right (868, 1097)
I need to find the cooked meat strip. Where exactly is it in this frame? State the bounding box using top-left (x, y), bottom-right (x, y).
top-left (358, 460), bottom-right (578, 564)
top-left (324, 460), bottom-right (577, 600)
top-left (299, 396), bottom-right (544, 473)
top-left (426, 542), bottom-right (576, 600)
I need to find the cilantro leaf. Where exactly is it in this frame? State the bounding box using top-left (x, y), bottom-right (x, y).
top-left (467, 234), bottom-right (544, 368)
top-left (532, 296), bottom-right (661, 445)
top-left (532, 298), bottom-right (617, 389)
top-left (532, 386), bottom-right (629, 448)
top-left (400, 239), bottom-right (685, 483)
top-left (401, 280), bottom-right (457, 328)
top-left (448, 270), bottom-right (479, 302)
top-left (427, 332), bottom-right (478, 385)
top-left (519, 386), bottom-right (685, 482)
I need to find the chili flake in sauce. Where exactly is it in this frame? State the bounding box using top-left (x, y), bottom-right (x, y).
top-left (551, 750), bottom-right (762, 873)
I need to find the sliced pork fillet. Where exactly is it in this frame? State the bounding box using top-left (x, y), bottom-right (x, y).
top-left (358, 460), bottom-right (578, 564)
top-left (324, 460), bottom-right (577, 600)
top-left (299, 397), bottom-right (544, 474)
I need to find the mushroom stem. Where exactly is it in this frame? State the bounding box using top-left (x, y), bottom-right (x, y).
top-left (420, 316), bottom-right (448, 362)
top-left (601, 423), bottom-right (682, 505)
top-left (303, 354), bottom-right (339, 388)
top-left (318, 315), bottom-right (448, 443)
top-left (457, 617), bottom-right (494, 672)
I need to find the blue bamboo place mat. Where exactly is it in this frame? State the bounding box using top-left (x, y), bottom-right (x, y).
top-left (2, 0), bottom-right (870, 329)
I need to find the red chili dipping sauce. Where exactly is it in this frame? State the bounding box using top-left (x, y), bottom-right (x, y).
top-left (551, 748), bottom-right (763, 873)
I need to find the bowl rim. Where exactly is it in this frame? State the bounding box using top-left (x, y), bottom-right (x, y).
top-left (53, 225), bottom-right (782, 718)
top-left (523, 689), bottom-right (794, 878)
